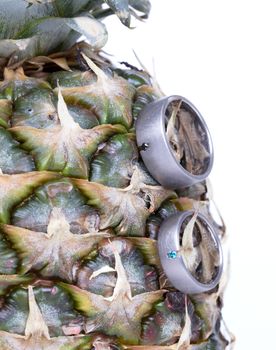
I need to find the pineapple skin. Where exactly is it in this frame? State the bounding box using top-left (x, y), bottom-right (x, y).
top-left (0, 49), bottom-right (231, 350)
top-left (0, 1), bottom-right (231, 349)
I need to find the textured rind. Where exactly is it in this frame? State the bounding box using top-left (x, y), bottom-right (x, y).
top-left (0, 50), bottom-right (231, 349)
top-left (0, 284), bottom-right (81, 336)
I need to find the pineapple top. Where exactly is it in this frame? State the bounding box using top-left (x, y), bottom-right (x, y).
top-left (0, 0), bottom-right (151, 62)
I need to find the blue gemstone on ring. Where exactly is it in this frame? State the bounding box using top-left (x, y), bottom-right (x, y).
top-left (167, 250), bottom-right (177, 259)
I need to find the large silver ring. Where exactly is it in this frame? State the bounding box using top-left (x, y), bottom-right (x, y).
top-left (136, 95), bottom-right (214, 189)
top-left (158, 210), bottom-right (223, 294)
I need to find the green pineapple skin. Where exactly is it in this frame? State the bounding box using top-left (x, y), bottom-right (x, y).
top-left (0, 60), bottom-right (230, 350)
top-left (0, 1), bottom-right (231, 349)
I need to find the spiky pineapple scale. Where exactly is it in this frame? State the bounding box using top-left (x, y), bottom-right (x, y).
top-left (0, 52), bottom-right (229, 349)
top-left (0, 2), bottom-right (230, 348)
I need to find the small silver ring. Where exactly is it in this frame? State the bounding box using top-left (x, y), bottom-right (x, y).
top-left (136, 95), bottom-right (214, 189)
top-left (157, 210), bottom-right (223, 294)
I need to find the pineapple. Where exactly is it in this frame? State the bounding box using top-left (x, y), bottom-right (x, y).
top-left (0, 1), bottom-right (233, 349)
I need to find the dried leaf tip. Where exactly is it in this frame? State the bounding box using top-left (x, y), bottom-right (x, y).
top-left (180, 210), bottom-right (199, 273)
top-left (167, 100), bottom-right (183, 161)
top-left (205, 179), bottom-right (226, 234)
top-left (25, 286), bottom-right (50, 339)
top-left (176, 297), bottom-right (191, 350)
top-left (133, 50), bottom-right (164, 97)
top-left (127, 165), bottom-right (145, 191)
top-left (81, 53), bottom-right (107, 82)
top-left (57, 85), bottom-right (79, 129)
top-left (106, 240), bottom-right (132, 301)
top-left (89, 265), bottom-right (116, 280)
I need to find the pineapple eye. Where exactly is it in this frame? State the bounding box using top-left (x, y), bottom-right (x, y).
top-left (136, 95), bottom-right (214, 189)
top-left (157, 210), bottom-right (223, 294)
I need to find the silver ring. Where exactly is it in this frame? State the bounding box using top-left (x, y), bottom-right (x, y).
top-left (136, 95), bottom-right (214, 189)
top-left (157, 210), bottom-right (223, 294)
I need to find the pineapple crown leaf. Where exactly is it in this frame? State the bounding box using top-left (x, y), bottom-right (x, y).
top-left (0, 0), bottom-right (151, 62)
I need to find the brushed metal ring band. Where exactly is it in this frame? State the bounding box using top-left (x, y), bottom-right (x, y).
top-left (136, 95), bottom-right (214, 189)
top-left (157, 210), bottom-right (223, 294)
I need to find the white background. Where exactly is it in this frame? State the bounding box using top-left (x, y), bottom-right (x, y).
top-left (104, 1), bottom-right (276, 349)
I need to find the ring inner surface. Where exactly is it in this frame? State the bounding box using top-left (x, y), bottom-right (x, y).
top-left (165, 99), bottom-right (211, 176)
top-left (179, 214), bottom-right (220, 284)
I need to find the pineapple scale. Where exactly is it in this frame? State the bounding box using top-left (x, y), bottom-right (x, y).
top-left (0, 45), bottom-right (231, 350)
